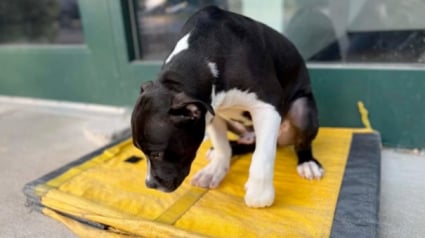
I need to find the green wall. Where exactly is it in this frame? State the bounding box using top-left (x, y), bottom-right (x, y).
top-left (0, 0), bottom-right (139, 106)
top-left (310, 67), bottom-right (425, 148)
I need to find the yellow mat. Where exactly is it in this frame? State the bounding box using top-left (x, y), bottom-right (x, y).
top-left (31, 128), bottom-right (373, 237)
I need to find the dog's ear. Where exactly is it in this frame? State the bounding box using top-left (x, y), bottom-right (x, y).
top-left (169, 92), bottom-right (214, 123)
top-left (140, 81), bottom-right (154, 94)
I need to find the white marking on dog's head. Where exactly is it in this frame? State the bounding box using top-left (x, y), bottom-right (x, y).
top-left (165, 32), bottom-right (191, 64)
top-left (207, 61), bottom-right (219, 78)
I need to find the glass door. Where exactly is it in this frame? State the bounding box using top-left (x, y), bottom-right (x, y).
top-left (114, 0), bottom-right (425, 148)
top-left (1, 0), bottom-right (422, 147)
top-left (0, 0), bottom-right (128, 105)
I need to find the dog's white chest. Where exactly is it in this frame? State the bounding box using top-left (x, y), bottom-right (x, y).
top-left (209, 88), bottom-right (263, 125)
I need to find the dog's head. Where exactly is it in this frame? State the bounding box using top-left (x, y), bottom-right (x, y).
top-left (131, 80), bottom-right (214, 192)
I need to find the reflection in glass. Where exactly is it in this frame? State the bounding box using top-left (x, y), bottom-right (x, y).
top-left (133, 0), bottom-right (425, 63)
top-left (136, 0), bottom-right (228, 60)
top-left (0, 0), bottom-right (84, 44)
top-left (284, 0), bottom-right (425, 63)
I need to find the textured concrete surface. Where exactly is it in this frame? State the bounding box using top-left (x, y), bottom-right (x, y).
top-left (380, 149), bottom-right (425, 238)
top-left (0, 97), bottom-right (424, 237)
top-left (0, 98), bottom-right (130, 238)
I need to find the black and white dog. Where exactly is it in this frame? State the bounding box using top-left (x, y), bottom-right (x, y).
top-left (131, 6), bottom-right (324, 208)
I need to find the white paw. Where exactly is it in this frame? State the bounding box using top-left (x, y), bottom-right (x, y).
top-left (297, 161), bottom-right (324, 180)
top-left (206, 147), bottom-right (214, 160)
top-left (191, 161), bottom-right (229, 189)
top-left (244, 177), bottom-right (275, 208)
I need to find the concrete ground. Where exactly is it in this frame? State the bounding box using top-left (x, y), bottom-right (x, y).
top-left (0, 97), bottom-right (424, 238)
top-left (380, 150), bottom-right (425, 237)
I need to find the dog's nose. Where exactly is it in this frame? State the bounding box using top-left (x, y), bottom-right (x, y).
top-left (145, 177), bottom-right (159, 189)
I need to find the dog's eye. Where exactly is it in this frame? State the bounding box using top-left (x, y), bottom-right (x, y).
top-left (150, 152), bottom-right (164, 160)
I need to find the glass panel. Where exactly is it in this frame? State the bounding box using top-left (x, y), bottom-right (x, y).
top-left (134, 0), bottom-right (425, 63)
top-left (135, 0), bottom-right (230, 60)
top-left (284, 0), bottom-right (425, 63)
top-left (0, 0), bottom-right (84, 44)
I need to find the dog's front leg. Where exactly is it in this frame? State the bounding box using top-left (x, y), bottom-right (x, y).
top-left (191, 116), bottom-right (231, 188)
top-left (245, 106), bottom-right (281, 208)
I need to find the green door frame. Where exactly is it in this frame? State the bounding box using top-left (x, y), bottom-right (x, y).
top-left (0, 0), bottom-right (424, 148)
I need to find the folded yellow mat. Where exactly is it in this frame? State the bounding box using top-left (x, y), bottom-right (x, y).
top-left (33, 128), bottom-right (371, 238)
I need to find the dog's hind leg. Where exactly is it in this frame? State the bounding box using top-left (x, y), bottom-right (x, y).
top-left (206, 121), bottom-right (256, 159)
top-left (286, 96), bottom-right (324, 180)
top-left (224, 121), bottom-right (257, 155)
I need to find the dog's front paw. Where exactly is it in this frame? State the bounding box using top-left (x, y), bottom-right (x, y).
top-left (244, 178), bottom-right (275, 208)
top-left (297, 160), bottom-right (324, 180)
top-left (191, 161), bottom-right (229, 189)
top-left (206, 147), bottom-right (214, 160)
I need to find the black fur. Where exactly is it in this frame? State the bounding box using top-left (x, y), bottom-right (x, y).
top-left (131, 6), bottom-right (321, 192)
